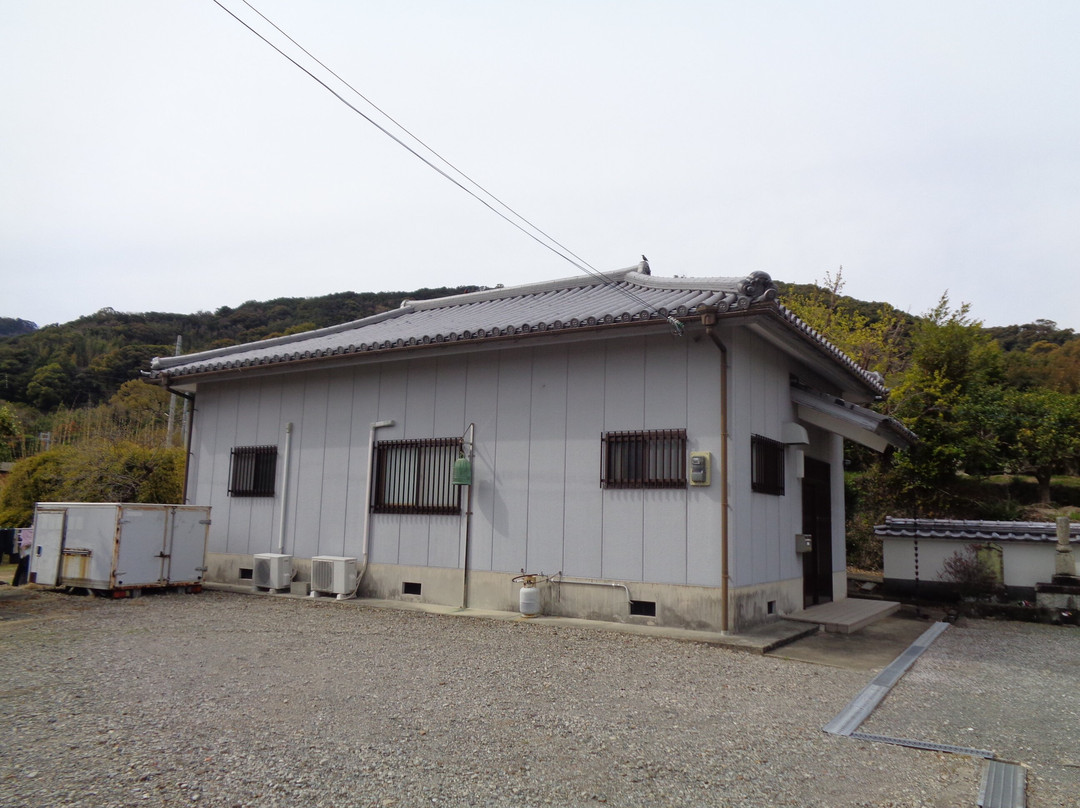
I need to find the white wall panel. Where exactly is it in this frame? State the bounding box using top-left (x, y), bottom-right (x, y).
top-left (371, 364), bottom-right (406, 563)
top-left (290, 374), bottom-right (328, 560)
top-left (642, 337), bottom-right (690, 584)
top-left (643, 490), bottom-right (688, 584)
top-left (430, 358), bottom-right (469, 570)
top-left (685, 340), bottom-right (724, 587)
top-left (525, 347), bottom-right (569, 575)
top-left (246, 378), bottom-right (281, 556)
top-left (343, 366), bottom-right (381, 559)
top-left (463, 355), bottom-right (500, 572)
top-left (561, 347), bottom-right (605, 578)
top-left (398, 360), bottom-right (439, 567)
top-left (317, 369), bottom-right (355, 557)
top-left (271, 378), bottom-right (307, 558)
top-left (210, 386), bottom-right (247, 556)
top-left (602, 339), bottom-right (646, 581)
top-left (490, 351), bottom-right (533, 573)
top-left (191, 387), bottom-right (224, 553)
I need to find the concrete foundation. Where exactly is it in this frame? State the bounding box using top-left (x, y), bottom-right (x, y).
top-left (205, 552), bottom-right (833, 634)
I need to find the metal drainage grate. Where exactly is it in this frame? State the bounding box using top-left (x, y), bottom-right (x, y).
top-left (823, 621), bottom-right (952, 737)
top-left (849, 732), bottom-right (994, 759)
top-left (978, 760), bottom-right (1026, 808)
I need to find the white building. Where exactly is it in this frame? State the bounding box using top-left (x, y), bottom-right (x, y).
top-left (150, 266), bottom-right (913, 632)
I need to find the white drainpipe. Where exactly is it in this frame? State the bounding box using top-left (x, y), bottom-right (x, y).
top-left (276, 422), bottom-right (294, 555)
top-left (358, 420), bottom-right (395, 586)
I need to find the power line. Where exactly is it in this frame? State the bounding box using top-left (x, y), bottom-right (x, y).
top-left (209, 0), bottom-right (683, 333)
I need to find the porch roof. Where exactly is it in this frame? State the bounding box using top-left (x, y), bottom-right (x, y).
top-left (791, 387), bottom-right (917, 451)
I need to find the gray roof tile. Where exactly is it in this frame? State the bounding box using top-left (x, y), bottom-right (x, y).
top-left (876, 517), bottom-right (1080, 543)
top-left (150, 268), bottom-right (886, 395)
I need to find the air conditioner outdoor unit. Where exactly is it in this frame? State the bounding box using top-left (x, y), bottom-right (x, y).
top-left (253, 553), bottom-right (292, 590)
top-left (311, 556), bottom-right (357, 597)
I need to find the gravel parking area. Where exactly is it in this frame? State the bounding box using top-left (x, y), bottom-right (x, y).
top-left (862, 617), bottom-right (1080, 808)
top-left (1, 588), bottom-right (1075, 807)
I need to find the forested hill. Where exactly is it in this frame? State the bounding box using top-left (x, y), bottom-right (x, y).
top-left (0, 318), bottom-right (37, 338)
top-left (0, 286), bottom-right (479, 411)
top-left (2, 281), bottom-right (1077, 414)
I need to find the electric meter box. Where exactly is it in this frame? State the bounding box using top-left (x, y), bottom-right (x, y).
top-left (795, 533), bottom-right (813, 554)
top-left (29, 503), bottom-right (210, 593)
top-left (689, 451), bottom-right (711, 486)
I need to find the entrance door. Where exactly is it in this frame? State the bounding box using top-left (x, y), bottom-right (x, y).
top-left (802, 457), bottom-right (833, 608)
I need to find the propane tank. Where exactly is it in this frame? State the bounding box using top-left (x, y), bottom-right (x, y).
top-left (517, 574), bottom-right (541, 617)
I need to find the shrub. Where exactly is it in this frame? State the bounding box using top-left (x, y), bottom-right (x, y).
top-left (939, 544), bottom-right (1005, 601)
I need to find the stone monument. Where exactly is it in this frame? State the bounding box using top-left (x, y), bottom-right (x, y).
top-left (1035, 516), bottom-right (1080, 612)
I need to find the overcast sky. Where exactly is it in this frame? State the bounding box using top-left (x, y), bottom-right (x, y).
top-left (3, 1), bottom-right (1078, 332)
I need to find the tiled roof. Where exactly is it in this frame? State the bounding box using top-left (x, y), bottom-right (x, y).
top-left (149, 267), bottom-right (885, 395)
top-left (876, 517), bottom-right (1080, 543)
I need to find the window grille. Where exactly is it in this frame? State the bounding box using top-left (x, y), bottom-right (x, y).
top-left (371, 437), bottom-right (463, 515)
top-left (602, 429), bottom-right (687, 489)
top-left (751, 434), bottom-right (785, 495)
top-left (228, 445), bottom-right (278, 497)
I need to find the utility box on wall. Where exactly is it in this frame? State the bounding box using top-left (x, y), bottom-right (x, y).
top-left (795, 533), bottom-right (813, 554)
top-left (29, 503), bottom-right (210, 594)
top-left (689, 451), bottom-right (711, 486)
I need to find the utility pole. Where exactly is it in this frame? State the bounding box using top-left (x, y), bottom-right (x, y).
top-left (166, 335), bottom-right (181, 446)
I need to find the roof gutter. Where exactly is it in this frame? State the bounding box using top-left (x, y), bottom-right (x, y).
top-left (698, 306), bottom-right (731, 634)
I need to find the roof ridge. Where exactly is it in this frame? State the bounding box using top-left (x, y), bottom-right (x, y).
top-left (407, 267), bottom-right (643, 311)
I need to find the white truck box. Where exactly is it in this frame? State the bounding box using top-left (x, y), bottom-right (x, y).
top-left (29, 503), bottom-right (210, 593)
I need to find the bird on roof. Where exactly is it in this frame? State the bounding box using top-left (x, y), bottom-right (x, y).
top-left (639, 255), bottom-right (650, 275)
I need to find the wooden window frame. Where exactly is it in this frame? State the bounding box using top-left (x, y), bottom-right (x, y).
top-left (601, 429), bottom-right (687, 489)
top-left (228, 445), bottom-right (278, 497)
top-left (751, 434), bottom-right (785, 495)
top-left (371, 437), bottom-right (463, 515)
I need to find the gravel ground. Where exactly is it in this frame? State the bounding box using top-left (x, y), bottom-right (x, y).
top-left (0, 588), bottom-right (1074, 807)
top-left (862, 617), bottom-right (1080, 808)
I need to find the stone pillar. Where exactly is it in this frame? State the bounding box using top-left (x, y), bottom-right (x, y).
top-left (1053, 516), bottom-right (1077, 582)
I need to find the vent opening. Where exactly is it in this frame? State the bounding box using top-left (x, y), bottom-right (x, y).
top-left (629, 600), bottom-right (656, 617)
top-left (402, 581), bottom-right (422, 596)
top-left (767, 600), bottom-right (776, 615)
top-left (239, 567), bottom-right (253, 580)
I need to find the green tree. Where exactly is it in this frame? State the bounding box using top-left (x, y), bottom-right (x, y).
top-left (0, 443), bottom-right (185, 527)
top-left (0, 403), bottom-right (22, 462)
top-left (889, 295), bottom-right (1003, 508)
top-left (109, 379), bottom-right (171, 425)
top-left (25, 362), bottom-right (70, 410)
top-left (781, 268), bottom-right (909, 380)
top-left (1003, 389), bottom-right (1080, 503)
top-left (0, 447), bottom-right (80, 526)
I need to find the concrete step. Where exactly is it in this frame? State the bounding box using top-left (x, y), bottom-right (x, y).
top-left (787, 598), bottom-right (900, 633)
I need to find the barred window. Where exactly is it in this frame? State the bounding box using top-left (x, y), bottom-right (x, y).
top-left (229, 445), bottom-right (278, 497)
top-left (751, 434), bottom-right (785, 495)
top-left (602, 429), bottom-right (687, 489)
top-left (372, 437), bottom-right (462, 515)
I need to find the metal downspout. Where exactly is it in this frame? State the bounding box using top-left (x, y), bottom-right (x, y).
top-left (700, 307), bottom-right (732, 634)
top-left (276, 422), bottom-right (294, 555)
